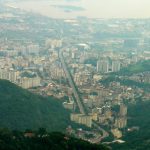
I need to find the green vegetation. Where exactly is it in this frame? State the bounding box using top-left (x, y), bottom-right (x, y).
top-left (116, 60), bottom-right (150, 76)
top-left (100, 76), bottom-right (150, 91)
top-left (84, 58), bottom-right (98, 67)
top-left (111, 101), bottom-right (150, 150)
top-left (100, 60), bottom-right (150, 88)
top-left (0, 79), bottom-right (70, 131)
top-left (0, 128), bottom-right (109, 150)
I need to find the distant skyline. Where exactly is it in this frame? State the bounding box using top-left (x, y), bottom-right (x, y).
top-left (6, 0), bottom-right (150, 19)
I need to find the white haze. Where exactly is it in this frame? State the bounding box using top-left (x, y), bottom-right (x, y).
top-left (6, 0), bottom-right (150, 19)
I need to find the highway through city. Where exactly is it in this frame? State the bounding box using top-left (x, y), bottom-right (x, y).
top-left (59, 50), bottom-right (86, 115)
top-left (59, 50), bottom-right (109, 143)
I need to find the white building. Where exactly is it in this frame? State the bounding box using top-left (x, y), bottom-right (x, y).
top-left (97, 59), bottom-right (109, 73)
top-left (112, 60), bottom-right (121, 72)
top-left (19, 77), bottom-right (41, 89)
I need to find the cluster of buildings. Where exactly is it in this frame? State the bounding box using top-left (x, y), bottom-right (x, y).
top-left (0, 68), bottom-right (41, 89)
top-left (97, 59), bottom-right (121, 73)
top-left (0, 35), bottom-right (148, 136)
top-left (0, 4), bottom-right (150, 141)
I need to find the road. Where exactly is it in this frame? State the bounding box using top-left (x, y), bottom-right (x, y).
top-left (59, 50), bottom-right (86, 115)
top-left (59, 50), bottom-right (109, 143)
top-left (92, 121), bottom-right (109, 143)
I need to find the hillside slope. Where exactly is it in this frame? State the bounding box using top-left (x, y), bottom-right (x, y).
top-left (111, 100), bottom-right (150, 150)
top-left (0, 80), bottom-right (70, 131)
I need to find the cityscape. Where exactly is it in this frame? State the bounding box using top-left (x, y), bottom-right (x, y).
top-left (0, 1), bottom-right (150, 150)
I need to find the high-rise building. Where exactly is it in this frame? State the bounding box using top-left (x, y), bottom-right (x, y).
top-left (97, 59), bottom-right (109, 73)
top-left (19, 77), bottom-right (41, 89)
top-left (112, 60), bottom-right (121, 72)
top-left (115, 117), bottom-right (127, 129)
top-left (71, 113), bottom-right (92, 128)
top-left (0, 68), bottom-right (19, 83)
top-left (120, 104), bottom-right (127, 116)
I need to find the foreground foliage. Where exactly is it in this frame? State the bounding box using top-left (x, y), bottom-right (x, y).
top-left (0, 129), bottom-right (109, 150)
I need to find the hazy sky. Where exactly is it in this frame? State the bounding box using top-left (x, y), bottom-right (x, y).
top-left (8, 0), bottom-right (150, 18)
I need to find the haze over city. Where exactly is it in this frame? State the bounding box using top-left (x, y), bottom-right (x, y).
top-left (6, 0), bottom-right (150, 19)
top-left (0, 0), bottom-right (150, 150)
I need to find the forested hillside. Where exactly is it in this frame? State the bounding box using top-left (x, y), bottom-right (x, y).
top-left (111, 100), bottom-right (150, 150)
top-left (0, 80), bottom-right (70, 131)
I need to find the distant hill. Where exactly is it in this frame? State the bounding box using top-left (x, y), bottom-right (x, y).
top-left (0, 79), bottom-right (70, 131)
